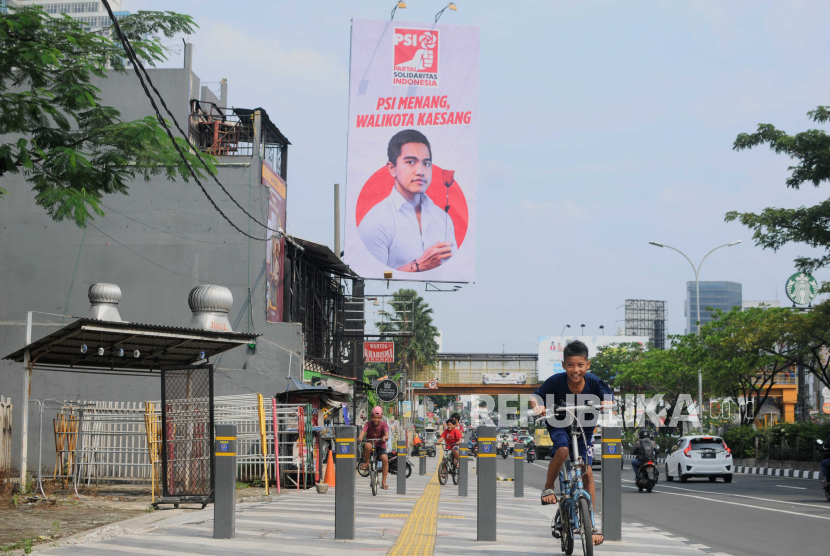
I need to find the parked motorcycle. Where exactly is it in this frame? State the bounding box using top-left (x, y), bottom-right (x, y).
top-left (526, 444), bottom-right (537, 464)
top-left (636, 458), bottom-right (659, 493)
top-left (387, 451), bottom-right (413, 478)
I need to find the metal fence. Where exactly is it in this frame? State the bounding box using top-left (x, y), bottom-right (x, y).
top-left (0, 396), bottom-right (11, 470)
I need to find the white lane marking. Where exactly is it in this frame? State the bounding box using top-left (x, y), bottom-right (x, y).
top-left (653, 483), bottom-right (830, 511)
top-left (776, 484), bottom-right (807, 490)
top-left (621, 485), bottom-right (830, 520)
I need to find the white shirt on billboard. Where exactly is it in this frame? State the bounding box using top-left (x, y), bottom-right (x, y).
top-left (358, 187), bottom-right (456, 270)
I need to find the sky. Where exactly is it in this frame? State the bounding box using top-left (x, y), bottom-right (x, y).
top-left (130, 0), bottom-right (830, 353)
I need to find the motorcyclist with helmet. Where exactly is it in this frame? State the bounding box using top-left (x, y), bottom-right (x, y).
top-left (632, 429), bottom-right (658, 478)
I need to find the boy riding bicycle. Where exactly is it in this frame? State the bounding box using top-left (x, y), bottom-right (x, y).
top-left (437, 418), bottom-right (462, 470)
top-left (357, 406), bottom-right (390, 490)
top-left (530, 340), bottom-right (613, 546)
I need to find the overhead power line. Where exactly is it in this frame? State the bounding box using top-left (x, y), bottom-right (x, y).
top-left (101, 0), bottom-right (279, 242)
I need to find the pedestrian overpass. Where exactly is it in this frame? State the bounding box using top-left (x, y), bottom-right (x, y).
top-left (411, 352), bottom-right (539, 395)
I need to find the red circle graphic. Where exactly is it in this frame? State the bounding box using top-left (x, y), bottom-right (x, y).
top-left (355, 165), bottom-right (468, 249)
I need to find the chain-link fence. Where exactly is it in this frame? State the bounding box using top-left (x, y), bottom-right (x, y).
top-left (161, 366), bottom-right (214, 498)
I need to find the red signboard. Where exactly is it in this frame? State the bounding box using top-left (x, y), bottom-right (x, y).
top-left (364, 342), bottom-right (395, 363)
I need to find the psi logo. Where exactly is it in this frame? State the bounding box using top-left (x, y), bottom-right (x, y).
top-left (482, 444), bottom-right (491, 453)
top-left (393, 28), bottom-right (439, 87)
top-left (340, 444), bottom-right (350, 454)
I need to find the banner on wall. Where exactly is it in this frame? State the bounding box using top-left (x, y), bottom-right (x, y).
top-left (344, 19), bottom-right (479, 282)
top-left (264, 162), bottom-right (287, 322)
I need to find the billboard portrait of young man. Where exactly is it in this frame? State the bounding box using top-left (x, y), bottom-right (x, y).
top-left (358, 129), bottom-right (456, 272)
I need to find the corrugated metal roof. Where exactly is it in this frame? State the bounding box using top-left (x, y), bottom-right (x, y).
top-left (3, 318), bottom-right (260, 374)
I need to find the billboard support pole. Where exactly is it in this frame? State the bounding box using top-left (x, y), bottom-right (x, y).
top-left (334, 183), bottom-right (340, 257)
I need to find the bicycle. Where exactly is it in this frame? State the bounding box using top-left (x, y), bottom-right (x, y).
top-left (357, 439), bottom-right (385, 496)
top-left (534, 403), bottom-right (598, 556)
top-left (437, 445), bottom-right (459, 485)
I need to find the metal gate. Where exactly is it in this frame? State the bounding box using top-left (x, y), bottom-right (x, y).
top-left (160, 365), bottom-right (214, 506)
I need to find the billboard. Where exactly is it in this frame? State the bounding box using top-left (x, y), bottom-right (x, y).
top-left (364, 341), bottom-right (395, 363)
top-left (482, 372), bottom-right (527, 385)
top-left (264, 162), bottom-right (286, 322)
top-left (344, 19), bottom-right (479, 282)
top-left (537, 335), bottom-right (650, 382)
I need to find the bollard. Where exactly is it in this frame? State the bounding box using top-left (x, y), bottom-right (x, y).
top-left (514, 441), bottom-right (524, 497)
top-left (419, 449), bottom-right (426, 476)
top-left (458, 444), bottom-right (468, 497)
top-left (213, 424), bottom-right (236, 539)
top-left (601, 426), bottom-right (622, 542)
top-left (397, 441), bottom-right (407, 494)
top-left (476, 426), bottom-right (497, 541)
top-left (335, 425), bottom-right (356, 540)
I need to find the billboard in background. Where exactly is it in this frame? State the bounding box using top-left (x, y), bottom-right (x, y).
top-left (344, 19), bottom-right (479, 282)
top-left (364, 341), bottom-right (395, 363)
top-left (537, 335), bottom-right (650, 382)
top-left (482, 372), bottom-right (527, 385)
top-left (264, 162), bottom-right (286, 322)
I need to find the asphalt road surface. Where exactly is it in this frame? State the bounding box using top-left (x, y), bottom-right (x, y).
top-left (496, 456), bottom-right (829, 556)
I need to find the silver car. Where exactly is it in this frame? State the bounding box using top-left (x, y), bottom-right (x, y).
top-left (665, 435), bottom-right (733, 483)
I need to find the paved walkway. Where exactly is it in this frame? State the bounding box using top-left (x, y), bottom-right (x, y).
top-left (38, 457), bottom-right (733, 555)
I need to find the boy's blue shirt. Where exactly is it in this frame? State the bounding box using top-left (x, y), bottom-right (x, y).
top-left (534, 372), bottom-right (614, 438)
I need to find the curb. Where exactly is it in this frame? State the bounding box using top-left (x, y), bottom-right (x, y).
top-left (622, 454), bottom-right (822, 480)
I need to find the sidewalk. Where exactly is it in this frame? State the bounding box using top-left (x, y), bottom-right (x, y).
top-left (35, 457), bottom-right (733, 555)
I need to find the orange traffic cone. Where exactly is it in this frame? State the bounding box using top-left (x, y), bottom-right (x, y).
top-left (323, 449), bottom-right (336, 487)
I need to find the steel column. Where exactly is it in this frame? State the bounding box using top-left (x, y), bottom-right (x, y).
top-left (476, 426), bottom-right (496, 541)
top-left (335, 426), bottom-right (356, 540)
top-left (213, 424), bottom-right (236, 539)
top-left (601, 426), bottom-right (622, 542)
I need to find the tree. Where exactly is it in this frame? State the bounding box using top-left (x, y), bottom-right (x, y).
top-left (375, 289), bottom-right (440, 377)
top-left (725, 107), bottom-right (830, 275)
top-left (590, 342), bottom-right (646, 431)
top-left (0, 6), bottom-right (213, 226)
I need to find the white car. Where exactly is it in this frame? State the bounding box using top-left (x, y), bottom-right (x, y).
top-left (665, 435), bottom-right (733, 483)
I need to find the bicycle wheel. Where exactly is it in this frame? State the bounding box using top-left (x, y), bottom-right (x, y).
top-left (577, 497), bottom-right (593, 556)
top-left (561, 508), bottom-right (574, 555)
top-left (438, 460), bottom-right (449, 485)
top-left (357, 457), bottom-right (370, 477)
top-left (370, 459), bottom-right (378, 496)
top-left (451, 462), bottom-right (459, 485)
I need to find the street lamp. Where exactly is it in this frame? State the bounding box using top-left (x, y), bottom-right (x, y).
top-left (435, 2), bottom-right (457, 23)
top-left (391, 1), bottom-right (406, 20)
top-left (649, 239), bottom-right (741, 430)
top-left (599, 325), bottom-right (605, 335)
top-left (580, 324), bottom-right (586, 336)
top-left (560, 324), bottom-right (570, 336)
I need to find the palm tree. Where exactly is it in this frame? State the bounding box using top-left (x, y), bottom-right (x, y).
top-left (375, 289), bottom-right (439, 378)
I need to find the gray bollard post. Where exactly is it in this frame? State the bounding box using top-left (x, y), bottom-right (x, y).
top-left (477, 426), bottom-right (497, 541)
top-left (213, 424), bottom-right (236, 539)
top-left (335, 425), bottom-right (356, 540)
top-left (419, 448), bottom-right (426, 475)
top-left (397, 440), bottom-right (407, 494)
top-left (458, 443), bottom-right (468, 497)
top-left (601, 426), bottom-right (622, 542)
top-left (514, 441), bottom-right (524, 497)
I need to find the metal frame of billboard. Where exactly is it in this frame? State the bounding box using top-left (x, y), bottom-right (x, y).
top-left (342, 294), bottom-right (415, 339)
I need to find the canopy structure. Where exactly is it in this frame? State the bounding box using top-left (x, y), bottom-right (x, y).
top-left (3, 318), bottom-right (260, 377)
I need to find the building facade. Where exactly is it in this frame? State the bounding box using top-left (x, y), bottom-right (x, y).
top-left (685, 281), bottom-right (742, 334)
top-left (8, 0), bottom-right (129, 34)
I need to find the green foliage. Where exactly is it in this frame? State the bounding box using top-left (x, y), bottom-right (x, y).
top-left (726, 106), bottom-right (830, 274)
top-left (722, 422), bottom-right (830, 460)
top-left (376, 289), bottom-right (439, 376)
top-left (0, 6), bottom-right (214, 227)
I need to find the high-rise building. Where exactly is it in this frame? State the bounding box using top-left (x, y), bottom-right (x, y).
top-left (624, 300), bottom-right (667, 349)
top-left (686, 281), bottom-right (742, 333)
top-left (8, 1), bottom-right (129, 35)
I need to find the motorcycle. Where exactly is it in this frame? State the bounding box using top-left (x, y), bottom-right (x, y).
top-left (500, 442), bottom-right (510, 459)
top-left (636, 459), bottom-right (659, 493)
top-left (526, 444), bottom-right (536, 464)
top-left (469, 442), bottom-right (478, 457)
top-left (387, 451), bottom-right (413, 478)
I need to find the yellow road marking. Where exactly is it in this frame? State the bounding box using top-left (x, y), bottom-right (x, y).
top-left (381, 514), bottom-right (466, 519)
top-left (386, 470), bottom-right (441, 555)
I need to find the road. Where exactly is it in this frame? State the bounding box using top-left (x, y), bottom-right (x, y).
top-left (496, 456), bottom-right (829, 556)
